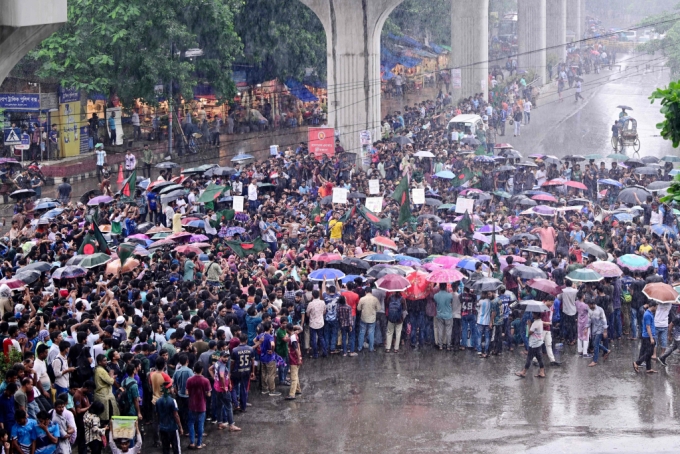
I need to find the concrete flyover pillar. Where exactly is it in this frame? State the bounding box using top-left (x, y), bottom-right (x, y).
top-left (518, 0), bottom-right (546, 85)
top-left (0, 0), bottom-right (67, 84)
top-left (298, 0), bottom-right (404, 165)
top-left (546, 0), bottom-right (567, 66)
top-left (567, 0), bottom-right (582, 43)
top-left (450, 0), bottom-right (488, 101)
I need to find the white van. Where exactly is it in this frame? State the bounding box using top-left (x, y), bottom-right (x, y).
top-left (447, 114), bottom-right (484, 136)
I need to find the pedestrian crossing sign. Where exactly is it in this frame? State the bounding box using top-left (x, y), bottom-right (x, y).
top-left (4, 128), bottom-right (21, 145)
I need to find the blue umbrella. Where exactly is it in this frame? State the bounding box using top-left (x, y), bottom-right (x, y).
top-left (392, 254), bottom-right (421, 263)
top-left (523, 190), bottom-right (553, 197)
top-left (364, 254), bottom-right (396, 263)
top-left (40, 208), bottom-right (64, 219)
top-left (434, 170), bottom-right (455, 179)
top-left (474, 155), bottom-right (495, 163)
top-left (612, 213), bottom-right (634, 222)
top-left (598, 179), bottom-right (623, 188)
top-left (186, 220), bottom-right (205, 229)
top-left (35, 201), bottom-right (61, 211)
top-left (456, 257), bottom-right (480, 271)
top-left (231, 153), bottom-right (254, 162)
top-left (139, 179), bottom-right (151, 190)
top-left (309, 268), bottom-right (345, 282)
top-left (341, 275), bottom-right (366, 284)
top-left (651, 224), bottom-right (676, 238)
top-left (670, 169), bottom-right (680, 177)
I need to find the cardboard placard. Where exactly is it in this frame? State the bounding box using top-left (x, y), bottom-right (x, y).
top-left (365, 197), bottom-right (383, 213)
top-left (368, 179), bottom-right (380, 195)
top-left (269, 145), bottom-right (279, 156)
top-left (332, 188), bottom-right (348, 204)
top-left (411, 188), bottom-right (425, 205)
top-left (455, 197), bottom-right (475, 214)
top-left (233, 196), bottom-right (244, 212)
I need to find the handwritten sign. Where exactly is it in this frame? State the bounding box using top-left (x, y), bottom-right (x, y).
top-left (365, 197), bottom-right (383, 213)
top-left (411, 188), bottom-right (425, 205)
top-left (233, 196), bottom-right (244, 212)
top-left (369, 179), bottom-right (380, 195)
top-left (455, 197), bottom-right (475, 214)
top-left (332, 188), bottom-right (348, 204)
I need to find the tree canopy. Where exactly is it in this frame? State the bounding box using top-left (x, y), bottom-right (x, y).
top-left (33, 0), bottom-right (242, 106)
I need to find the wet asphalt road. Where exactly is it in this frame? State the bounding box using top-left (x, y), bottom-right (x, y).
top-left (159, 340), bottom-right (680, 453)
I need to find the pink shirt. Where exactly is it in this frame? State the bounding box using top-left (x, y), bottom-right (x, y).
top-left (533, 227), bottom-right (556, 253)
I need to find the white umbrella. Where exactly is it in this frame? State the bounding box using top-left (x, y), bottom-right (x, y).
top-left (414, 150), bottom-right (435, 158)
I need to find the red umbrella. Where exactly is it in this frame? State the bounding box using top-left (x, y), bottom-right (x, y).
top-left (527, 278), bottom-right (562, 296)
top-left (531, 194), bottom-right (558, 202)
top-left (643, 283), bottom-right (679, 304)
top-left (312, 253), bottom-right (342, 263)
top-left (404, 271), bottom-right (431, 300)
top-left (586, 261), bottom-right (623, 278)
top-left (541, 178), bottom-right (568, 186)
top-left (0, 278), bottom-right (25, 290)
top-left (375, 274), bottom-right (411, 292)
top-left (564, 181), bottom-right (588, 190)
top-left (175, 245), bottom-right (204, 255)
top-left (426, 268), bottom-right (466, 283)
top-left (181, 217), bottom-right (201, 225)
top-left (371, 236), bottom-right (398, 250)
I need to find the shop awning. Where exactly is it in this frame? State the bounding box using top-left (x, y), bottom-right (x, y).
top-left (194, 84), bottom-right (216, 101)
top-left (398, 56), bottom-right (422, 68)
top-left (285, 79), bottom-right (318, 103)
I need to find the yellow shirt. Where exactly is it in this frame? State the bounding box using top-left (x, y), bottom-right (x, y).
top-left (328, 220), bottom-right (343, 239)
top-left (638, 244), bottom-right (652, 255)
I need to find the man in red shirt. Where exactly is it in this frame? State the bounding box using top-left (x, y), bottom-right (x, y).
top-left (285, 324), bottom-right (303, 400)
top-left (186, 362), bottom-right (212, 449)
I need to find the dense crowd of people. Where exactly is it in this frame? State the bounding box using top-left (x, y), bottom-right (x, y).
top-left (0, 42), bottom-right (678, 454)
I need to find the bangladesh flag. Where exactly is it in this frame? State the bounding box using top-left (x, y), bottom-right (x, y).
top-left (391, 176), bottom-right (411, 226)
top-left (491, 221), bottom-right (501, 272)
top-left (358, 205), bottom-right (392, 231)
top-left (339, 206), bottom-right (356, 224)
top-left (451, 167), bottom-right (473, 188)
top-left (457, 210), bottom-right (475, 239)
top-left (118, 242), bottom-right (136, 267)
top-left (310, 203), bottom-right (321, 224)
top-left (225, 238), bottom-right (270, 258)
top-left (79, 221), bottom-right (110, 254)
top-left (120, 170), bottom-right (136, 201)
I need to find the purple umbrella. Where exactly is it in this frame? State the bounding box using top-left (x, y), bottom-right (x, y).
top-left (477, 224), bottom-right (503, 234)
top-left (87, 195), bottom-right (114, 206)
top-left (190, 234), bottom-right (209, 242)
top-left (52, 265), bottom-right (87, 280)
top-left (399, 260), bottom-right (421, 267)
top-left (533, 206), bottom-right (556, 216)
top-left (474, 255), bottom-right (491, 262)
top-left (441, 223), bottom-right (456, 232)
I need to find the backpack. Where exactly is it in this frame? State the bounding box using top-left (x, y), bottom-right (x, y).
top-left (387, 298), bottom-right (403, 324)
top-left (47, 356), bottom-right (64, 383)
top-left (116, 377), bottom-right (135, 416)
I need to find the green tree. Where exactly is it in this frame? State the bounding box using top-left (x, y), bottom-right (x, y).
top-left (384, 0), bottom-right (451, 46)
top-left (234, 0), bottom-right (326, 83)
top-left (32, 0), bottom-right (242, 106)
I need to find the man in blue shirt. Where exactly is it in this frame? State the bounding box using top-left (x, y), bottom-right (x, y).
top-left (256, 321), bottom-right (279, 396)
top-left (634, 301), bottom-right (657, 373)
top-left (433, 284), bottom-right (453, 350)
top-left (155, 380), bottom-right (183, 454)
top-left (108, 112), bottom-right (117, 146)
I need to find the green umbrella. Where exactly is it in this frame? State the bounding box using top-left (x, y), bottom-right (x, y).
top-left (607, 153), bottom-right (628, 161)
top-left (662, 156), bottom-right (680, 163)
top-left (182, 164), bottom-right (218, 175)
top-left (567, 268), bottom-right (603, 283)
top-left (151, 232), bottom-right (171, 240)
top-left (584, 154), bottom-right (604, 160)
top-left (197, 184), bottom-right (226, 204)
top-left (437, 204), bottom-right (456, 210)
top-left (66, 253), bottom-right (112, 269)
top-left (493, 190), bottom-right (512, 198)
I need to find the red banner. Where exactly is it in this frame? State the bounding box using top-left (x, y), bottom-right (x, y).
top-left (308, 127), bottom-right (335, 160)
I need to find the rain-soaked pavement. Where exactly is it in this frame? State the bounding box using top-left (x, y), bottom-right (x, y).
top-left (157, 340), bottom-right (680, 453)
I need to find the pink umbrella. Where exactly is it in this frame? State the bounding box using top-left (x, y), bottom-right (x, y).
top-left (175, 245), bottom-right (204, 255)
top-left (190, 234), bottom-right (209, 242)
top-left (460, 188), bottom-right (483, 195)
top-left (375, 274), bottom-right (411, 292)
top-left (167, 232), bottom-right (192, 242)
top-left (541, 178), bottom-right (568, 186)
top-left (422, 262), bottom-right (443, 272)
top-left (499, 255), bottom-right (526, 270)
top-left (128, 234), bottom-right (150, 240)
top-left (586, 261), bottom-right (623, 278)
top-left (532, 194), bottom-right (558, 202)
top-left (432, 256), bottom-right (461, 269)
top-left (426, 268), bottom-right (466, 283)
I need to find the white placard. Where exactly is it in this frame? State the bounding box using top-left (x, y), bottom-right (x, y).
top-left (332, 188), bottom-right (348, 204)
top-left (269, 145), bottom-right (279, 156)
top-left (365, 197), bottom-right (383, 213)
top-left (455, 197), bottom-right (475, 214)
top-left (233, 196), bottom-right (244, 212)
top-left (368, 179), bottom-right (380, 195)
top-left (412, 188), bottom-right (425, 205)
top-left (360, 130), bottom-right (372, 146)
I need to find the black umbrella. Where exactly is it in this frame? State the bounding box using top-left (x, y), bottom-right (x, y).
top-left (320, 195), bottom-right (333, 205)
top-left (367, 265), bottom-right (405, 279)
top-left (327, 258), bottom-right (370, 274)
top-left (510, 233), bottom-right (538, 242)
top-left (149, 181), bottom-right (177, 193)
top-left (80, 189), bottom-right (103, 204)
top-left (634, 167), bottom-right (660, 175)
top-left (21, 262), bottom-right (52, 273)
top-left (10, 189), bottom-right (36, 200)
top-left (647, 181), bottom-right (671, 191)
top-left (392, 136), bottom-right (413, 146)
top-left (14, 270), bottom-right (41, 285)
top-left (641, 156), bottom-right (660, 164)
top-left (645, 274), bottom-right (664, 283)
top-left (509, 265), bottom-right (547, 279)
top-left (564, 155), bottom-right (586, 162)
top-left (155, 161), bottom-right (179, 169)
top-left (136, 222), bottom-right (154, 234)
top-left (400, 247), bottom-right (428, 258)
top-left (617, 105), bottom-right (633, 110)
top-left (205, 166), bottom-right (237, 177)
top-left (579, 241), bottom-right (608, 260)
top-left (417, 214), bottom-right (442, 223)
top-left (471, 277), bottom-right (503, 292)
top-left (624, 158), bottom-right (644, 167)
top-left (348, 192), bottom-right (367, 199)
top-left (521, 246), bottom-right (548, 255)
top-left (498, 165), bottom-right (516, 172)
top-left (424, 198), bottom-right (442, 207)
top-left (517, 198), bottom-right (537, 206)
top-left (499, 149), bottom-right (522, 159)
top-left (617, 186), bottom-right (651, 204)
top-left (516, 161), bottom-right (538, 168)
top-left (469, 192), bottom-right (492, 201)
top-left (461, 137), bottom-right (481, 147)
